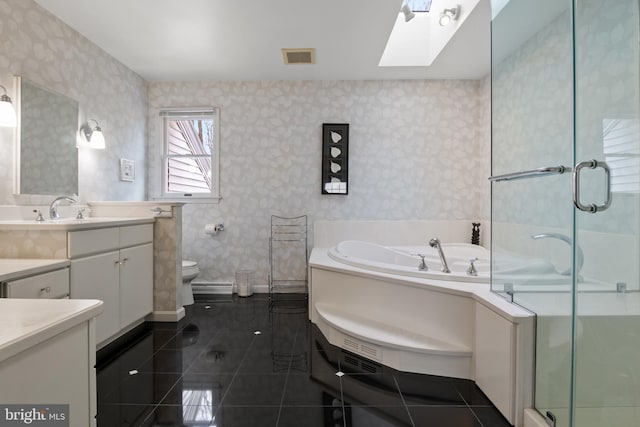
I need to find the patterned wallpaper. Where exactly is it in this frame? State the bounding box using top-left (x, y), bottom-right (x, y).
top-left (148, 80), bottom-right (491, 284)
top-left (0, 0), bottom-right (148, 204)
top-left (0, 0), bottom-right (493, 291)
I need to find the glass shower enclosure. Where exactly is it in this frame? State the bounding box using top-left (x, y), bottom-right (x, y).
top-left (491, 0), bottom-right (640, 426)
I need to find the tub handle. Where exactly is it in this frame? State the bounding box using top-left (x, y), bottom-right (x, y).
top-left (413, 254), bottom-right (428, 271)
top-left (467, 258), bottom-right (478, 276)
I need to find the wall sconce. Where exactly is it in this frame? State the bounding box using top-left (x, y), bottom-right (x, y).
top-left (78, 118), bottom-right (105, 149)
top-left (439, 5), bottom-right (461, 27)
top-left (0, 84), bottom-right (16, 127)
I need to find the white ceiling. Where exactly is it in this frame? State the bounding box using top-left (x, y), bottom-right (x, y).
top-left (33, 0), bottom-right (491, 82)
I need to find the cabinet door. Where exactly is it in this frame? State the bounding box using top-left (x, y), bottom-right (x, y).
top-left (119, 244), bottom-right (153, 328)
top-left (71, 251), bottom-right (120, 344)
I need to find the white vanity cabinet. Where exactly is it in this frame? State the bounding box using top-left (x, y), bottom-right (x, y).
top-left (69, 224), bottom-right (153, 345)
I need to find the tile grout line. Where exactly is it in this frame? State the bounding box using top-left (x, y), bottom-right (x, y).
top-left (135, 321), bottom-right (226, 425)
top-left (456, 388), bottom-right (488, 427)
top-left (336, 358), bottom-right (348, 427)
top-left (393, 375), bottom-right (416, 427)
top-left (100, 325), bottom-right (192, 423)
top-left (275, 310), bottom-right (305, 426)
top-left (208, 330), bottom-right (259, 421)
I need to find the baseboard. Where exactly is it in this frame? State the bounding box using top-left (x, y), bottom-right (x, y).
top-left (524, 409), bottom-right (548, 427)
top-left (191, 281), bottom-right (269, 294)
top-left (192, 281), bottom-right (233, 295)
top-left (252, 284), bottom-right (268, 293)
top-left (149, 307), bottom-right (185, 322)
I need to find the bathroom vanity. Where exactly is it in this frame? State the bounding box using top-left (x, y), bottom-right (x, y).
top-left (0, 217), bottom-right (155, 347)
top-left (0, 298), bottom-right (103, 427)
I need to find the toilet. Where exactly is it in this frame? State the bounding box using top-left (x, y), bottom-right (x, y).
top-left (182, 260), bottom-right (200, 306)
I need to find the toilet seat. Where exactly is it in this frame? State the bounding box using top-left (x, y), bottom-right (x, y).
top-left (182, 260), bottom-right (200, 281)
top-left (182, 260), bottom-right (200, 306)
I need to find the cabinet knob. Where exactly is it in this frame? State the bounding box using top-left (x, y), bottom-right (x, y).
top-left (40, 286), bottom-right (51, 293)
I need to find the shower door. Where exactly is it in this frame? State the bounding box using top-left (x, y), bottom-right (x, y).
top-left (491, 0), bottom-right (575, 424)
top-left (572, 0), bottom-right (640, 426)
top-left (491, 0), bottom-right (640, 426)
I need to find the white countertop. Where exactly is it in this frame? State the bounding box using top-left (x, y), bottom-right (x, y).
top-left (0, 217), bottom-right (154, 231)
top-left (0, 298), bottom-right (103, 363)
top-left (0, 259), bottom-right (70, 282)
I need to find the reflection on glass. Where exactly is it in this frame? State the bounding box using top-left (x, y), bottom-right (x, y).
top-left (602, 119), bottom-right (640, 194)
top-left (331, 146), bottom-right (341, 158)
top-left (182, 389), bottom-right (214, 425)
top-left (330, 161), bottom-right (342, 173)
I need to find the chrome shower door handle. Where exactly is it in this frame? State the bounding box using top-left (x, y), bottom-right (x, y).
top-left (572, 159), bottom-right (612, 213)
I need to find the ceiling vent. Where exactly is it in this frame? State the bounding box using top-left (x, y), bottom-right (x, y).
top-left (282, 48), bottom-right (316, 65)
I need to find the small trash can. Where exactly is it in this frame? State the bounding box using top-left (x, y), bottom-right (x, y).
top-left (235, 270), bottom-right (254, 297)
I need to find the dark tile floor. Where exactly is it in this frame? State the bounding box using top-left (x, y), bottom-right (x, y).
top-left (96, 295), bottom-right (513, 427)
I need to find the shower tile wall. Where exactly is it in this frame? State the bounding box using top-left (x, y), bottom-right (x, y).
top-left (147, 80), bottom-right (491, 285)
top-left (0, 0), bottom-right (148, 204)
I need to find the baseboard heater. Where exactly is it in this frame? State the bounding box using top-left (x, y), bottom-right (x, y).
top-left (191, 280), bottom-right (233, 295)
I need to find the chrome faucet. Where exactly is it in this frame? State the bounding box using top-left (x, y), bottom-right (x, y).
top-left (429, 237), bottom-right (451, 273)
top-left (49, 196), bottom-right (76, 220)
top-left (531, 233), bottom-right (584, 276)
top-left (416, 254), bottom-right (428, 271)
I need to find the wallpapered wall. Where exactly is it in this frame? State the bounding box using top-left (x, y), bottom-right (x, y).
top-left (148, 80), bottom-right (491, 284)
top-left (0, 0), bottom-right (147, 204)
top-left (0, 0), bottom-right (492, 290)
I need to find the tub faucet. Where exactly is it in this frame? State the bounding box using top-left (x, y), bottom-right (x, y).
top-left (531, 233), bottom-right (584, 276)
top-left (49, 196), bottom-right (76, 220)
top-left (429, 238), bottom-right (451, 273)
top-left (416, 254), bottom-right (428, 271)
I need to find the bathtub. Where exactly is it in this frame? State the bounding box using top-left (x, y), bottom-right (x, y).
top-left (327, 240), bottom-right (561, 284)
top-left (309, 239), bottom-right (536, 427)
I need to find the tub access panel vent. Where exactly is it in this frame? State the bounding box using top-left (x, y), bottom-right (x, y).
top-left (342, 336), bottom-right (382, 362)
top-left (343, 353), bottom-right (380, 374)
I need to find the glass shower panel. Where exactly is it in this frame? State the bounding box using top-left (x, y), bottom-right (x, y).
top-left (491, 0), bottom-right (574, 425)
top-left (573, 0), bottom-right (640, 425)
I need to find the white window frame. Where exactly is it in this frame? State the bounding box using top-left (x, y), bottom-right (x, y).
top-left (157, 107), bottom-right (221, 202)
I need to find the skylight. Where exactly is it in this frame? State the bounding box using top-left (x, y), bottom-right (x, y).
top-left (406, 0), bottom-right (433, 12)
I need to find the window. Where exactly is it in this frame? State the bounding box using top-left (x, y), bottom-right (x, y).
top-left (160, 108), bottom-right (220, 200)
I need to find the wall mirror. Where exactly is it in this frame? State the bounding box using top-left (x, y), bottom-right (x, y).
top-left (15, 76), bottom-right (79, 196)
